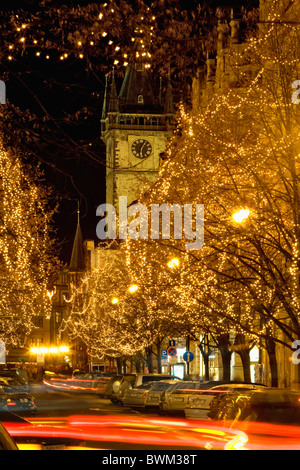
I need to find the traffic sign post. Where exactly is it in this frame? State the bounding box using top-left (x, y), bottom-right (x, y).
top-left (161, 350), bottom-right (168, 359)
top-left (167, 346), bottom-right (177, 357)
top-left (183, 351), bottom-right (194, 363)
top-left (183, 351), bottom-right (194, 377)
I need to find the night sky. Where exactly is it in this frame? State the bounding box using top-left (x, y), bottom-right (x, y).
top-left (0, 0), bottom-right (259, 264)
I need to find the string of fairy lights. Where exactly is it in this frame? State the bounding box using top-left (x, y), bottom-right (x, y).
top-left (1, 3), bottom-right (160, 68)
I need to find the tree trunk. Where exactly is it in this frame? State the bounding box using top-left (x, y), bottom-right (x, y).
top-left (265, 337), bottom-right (278, 387)
top-left (145, 347), bottom-right (154, 373)
top-left (197, 334), bottom-right (213, 381)
top-left (116, 358), bottom-right (122, 374)
top-left (239, 352), bottom-right (251, 383)
top-left (220, 349), bottom-right (232, 382)
top-left (235, 334), bottom-right (252, 383)
top-left (217, 334), bottom-right (232, 382)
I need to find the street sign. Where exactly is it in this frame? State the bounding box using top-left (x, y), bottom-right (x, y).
top-left (183, 351), bottom-right (194, 363)
top-left (169, 340), bottom-right (176, 347)
top-left (161, 350), bottom-right (168, 359)
top-left (167, 346), bottom-right (177, 357)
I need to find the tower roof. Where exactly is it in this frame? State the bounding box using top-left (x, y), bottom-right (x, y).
top-left (118, 62), bottom-right (162, 114)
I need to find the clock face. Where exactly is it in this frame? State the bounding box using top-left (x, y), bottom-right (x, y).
top-left (131, 139), bottom-right (152, 159)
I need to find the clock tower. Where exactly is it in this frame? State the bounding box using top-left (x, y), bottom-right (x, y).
top-left (101, 59), bottom-right (175, 217)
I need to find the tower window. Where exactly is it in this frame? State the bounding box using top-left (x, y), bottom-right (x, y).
top-left (138, 95), bottom-right (144, 104)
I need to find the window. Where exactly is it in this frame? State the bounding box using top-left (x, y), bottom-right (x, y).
top-left (137, 95), bottom-right (144, 104)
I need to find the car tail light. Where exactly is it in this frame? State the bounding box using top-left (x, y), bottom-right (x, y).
top-left (6, 400), bottom-right (17, 406)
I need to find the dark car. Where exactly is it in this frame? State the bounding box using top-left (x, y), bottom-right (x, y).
top-left (0, 369), bottom-right (29, 390)
top-left (214, 388), bottom-right (300, 450)
top-left (215, 388), bottom-right (300, 424)
top-left (0, 377), bottom-right (37, 416)
top-left (203, 383), bottom-right (268, 420)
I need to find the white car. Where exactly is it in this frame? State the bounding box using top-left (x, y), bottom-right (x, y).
top-left (122, 382), bottom-right (157, 408)
top-left (145, 380), bottom-right (182, 410)
top-left (162, 381), bottom-right (205, 415)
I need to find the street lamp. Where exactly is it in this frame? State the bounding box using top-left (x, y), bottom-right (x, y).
top-left (111, 297), bottom-right (119, 305)
top-left (128, 284), bottom-right (139, 293)
top-left (167, 258), bottom-right (180, 268)
top-left (232, 208), bottom-right (250, 224)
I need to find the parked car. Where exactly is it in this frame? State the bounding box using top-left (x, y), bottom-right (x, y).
top-left (215, 388), bottom-right (300, 424)
top-left (0, 368), bottom-right (29, 388)
top-left (122, 381), bottom-right (158, 408)
top-left (116, 374), bottom-right (180, 404)
top-left (69, 372), bottom-right (108, 392)
top-left (95, 374), bottom-right (116, 398)
top-left (161, 380), bottom-right (224, 415)
top-left (145, 380), bottom-right (182, 411)
top-left (105, 374), bottom-right (136, 404)
top-left (0, 377), bottom-right (37, 416)
top-left (185, 383), bottom-right (268, 420)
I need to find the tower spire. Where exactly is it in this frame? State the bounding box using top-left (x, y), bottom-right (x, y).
top-left (69, 201), bottom-right (85, 272)
top-left (164, 67), bottom-right (174, 115)
top-left (108, 68), bottom-right (119, 113)
top-left (101, 74), bottom-right (108, 120)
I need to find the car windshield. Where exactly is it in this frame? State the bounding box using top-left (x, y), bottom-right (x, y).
top-left (142, 376), bottom-right (169, 383)
top-left (151, 382), bottom-right (176, 392)
top-left (134, 383), bottom-right (156, 390)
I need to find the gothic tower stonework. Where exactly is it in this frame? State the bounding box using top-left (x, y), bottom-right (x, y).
top-left (101, 61), bottom-right (175, 216)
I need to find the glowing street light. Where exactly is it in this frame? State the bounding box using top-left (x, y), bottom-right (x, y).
top-left (111, 297), bottom-right (119, 304)
top-left (128, 284), bottom-right (139, 293)
top-left (232, 208), bottom-right (250, 224)
top-left (167, 258), bottom-right (180, 269)
top-left (30, 346), bottom-right (69, 355)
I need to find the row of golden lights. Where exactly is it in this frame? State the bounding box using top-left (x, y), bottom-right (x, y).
top-left (111, 208), bottom-right (250, 305)
top-left (30, 346), bottom-right (69, 355)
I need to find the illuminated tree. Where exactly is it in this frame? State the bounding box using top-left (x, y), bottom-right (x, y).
top-left (0, 139), bottom-right (57, 346)
top-left (125, 0), bottom-right (300, 385)
top-left (64, 241), bottom-right (186, 371)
